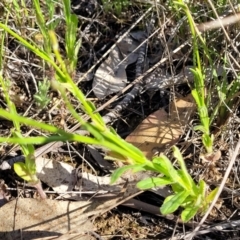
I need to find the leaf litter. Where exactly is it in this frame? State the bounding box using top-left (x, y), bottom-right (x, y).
top-left (125, 94), bottom-right (195, 159)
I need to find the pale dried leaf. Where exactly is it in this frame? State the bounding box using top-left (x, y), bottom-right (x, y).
top-left (125, 95), bottom-right (195, 159)
top-left (36, 157), bottom-right (76, 193)
top-left (200, 150), bottom-right (222, 163)
top-left (0, 167), bottom-right (155, 238)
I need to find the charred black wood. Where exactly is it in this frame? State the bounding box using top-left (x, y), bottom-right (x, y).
top-left (0, 155), bottom-right (25, 170)
top-left (103, 35), bottom-right (148, 125)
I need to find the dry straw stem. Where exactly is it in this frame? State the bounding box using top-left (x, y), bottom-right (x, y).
top-left (197, 12), bottom-right (240, 32)
top-left (186, 137), bottom-right (240, 240)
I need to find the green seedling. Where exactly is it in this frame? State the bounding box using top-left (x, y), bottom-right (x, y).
top-left (10, 0), bottom-right (29, 27)
top-left (191, 68), bottom-right (214, 154)
top-left (33, 0), bottom-right (81, 75)
top-left (112, 146), bottom-right (218, 222)
top-left (0, 75), bottom-right (46, 199)
top-left (102, 0), bottom-right (131, 16)
top-left (33, 0), bottom-right (81, 76)
top-left (212, 57), bottom-right (240, 127)
top-left (62, 0), bottom-right (81, 74)
top-left (33, 0), bottom-right (59, 55)
top-left (173, 1), bottom-right (240, 153)
top-left (13, 135), bottom-right (46, 199)
top-left (174, 0), bottom-right (214, 154)
top-left (34, 78), bottom-right (51, 109)
top-left (12, 136), bottom-right (36, 183)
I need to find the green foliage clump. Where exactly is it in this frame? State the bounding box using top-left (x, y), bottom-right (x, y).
top-left (111, 146), bottom-right (218, 222)
top-left (102, 0), bottom-right (131, 16)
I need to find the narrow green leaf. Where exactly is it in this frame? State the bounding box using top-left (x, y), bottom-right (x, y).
top-left (82, 122), bottom-right (104, 141)
top-left (103, 132), bottom-right (147, 164)
top-left (111, 165), bottom-right (139, 184)
top-left (45, 0), bottom-right (55, 29)
top-left (181, 206), bottom-right (199, 222)
top-left (74, 38), bottom-right (82, 65)
top-left (0, 134), bottom-right (98, 146)
top-left (0, 109), bottom-right (64, 134)
top-left (86, 100), bottom-right (96, 111)
top-left (153, 155), bottom-right (190, 190)
top-left (62, 0), bottom-right (71, 23)
top-left (202, 133), bottom-right (213, 149)
top-left (193, 125), bottom-right (207, 133)
top-left (109, 127), bottom-right (118, 136)
top-left (177, 170), bottom-right (198, 195)
top-left (131, 164), bottom-right (148, 173)
top-left (119, 142), bottom-right (146, 163)
top-left (33, 0), bottom-right (51, 53)
top-left (171, 182), bottom-right (184, 193)
top-left (173, 146), bottom-right (197, 194)
top-left (85, 102), bottom-right (105, 127)
top-left (152, 156), bottom-right (174, 177)
top-left (191, 89), bottom-right (201, 107)
top-left (205, 187), bottom-right (219, 206)
top-left (160, 191), bottom-right (189, 215)
top-left (14, 162), bottom-right (32, 182)
top-left (180, 195), bottom-right (196, 207)
top-left (198, 179), bottom-right (206, 197)
top-left (137, 177), bottom-right (173, 190)
top-left (25, 154), bottom-right (37, 175)
top-left (13, 132), bottom-right (23, 139)
top-left (13, 132), bottom-right (35, 157)
top-left (22, 145), bottom-right (35, 158)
